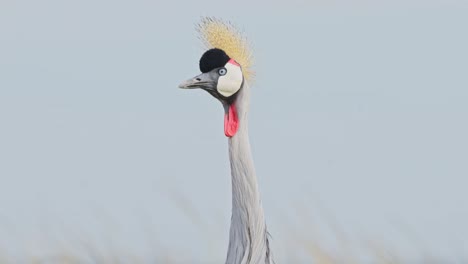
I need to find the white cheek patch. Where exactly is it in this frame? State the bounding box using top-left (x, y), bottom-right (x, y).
top-left (217, 61), bottom-right (243, 97)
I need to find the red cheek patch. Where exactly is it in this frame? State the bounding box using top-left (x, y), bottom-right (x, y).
top-left (224, 104), bottom-right (239, 137)
top-left (228, 59), bottom-right (240, 67)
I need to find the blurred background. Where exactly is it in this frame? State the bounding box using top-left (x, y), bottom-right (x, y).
top-left (1, 0), bottom-right (467, 262)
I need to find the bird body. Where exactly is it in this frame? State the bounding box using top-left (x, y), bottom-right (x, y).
top-left (179, 18), bottom-right (272, 264)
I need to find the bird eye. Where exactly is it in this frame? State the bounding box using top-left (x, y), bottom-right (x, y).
top-left (218, 68), bottom-right (227, 76)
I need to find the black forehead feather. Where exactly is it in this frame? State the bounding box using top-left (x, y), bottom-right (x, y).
top-left (199, 48), bottom-right (230, 73)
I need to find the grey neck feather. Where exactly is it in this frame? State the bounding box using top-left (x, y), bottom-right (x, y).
top-left (225, 82), bottom-right (272, 264)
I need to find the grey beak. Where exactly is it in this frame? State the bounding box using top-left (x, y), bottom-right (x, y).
top-left (178, 77), bottom-right (200, 89)
top-left (178, 72), bottom-right (215, 90)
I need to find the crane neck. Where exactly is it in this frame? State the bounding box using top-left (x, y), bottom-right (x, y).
top-left (225, 82), bottom-right (272, 264)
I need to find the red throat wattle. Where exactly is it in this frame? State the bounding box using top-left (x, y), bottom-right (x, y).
top-left (224, 104), bottom-right (239, 137)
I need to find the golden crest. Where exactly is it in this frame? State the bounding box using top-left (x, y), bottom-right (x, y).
top-left (197, 17), bottom-right (254, 82)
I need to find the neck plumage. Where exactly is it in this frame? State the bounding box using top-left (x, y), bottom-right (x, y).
top-left (225, 82), bottom-right (272, 264)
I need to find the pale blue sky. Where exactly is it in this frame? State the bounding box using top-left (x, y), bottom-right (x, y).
top-left (1, 0), bottom-right (467, 262)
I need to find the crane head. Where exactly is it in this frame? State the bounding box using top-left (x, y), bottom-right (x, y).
top-left (178, 17), bottom-right (253, 137)
top-left (179, 48), bottom-right (243, 103)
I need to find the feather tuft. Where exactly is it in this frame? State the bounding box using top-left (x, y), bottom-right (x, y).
top-left (197, 17), bottom-right (255, 82)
